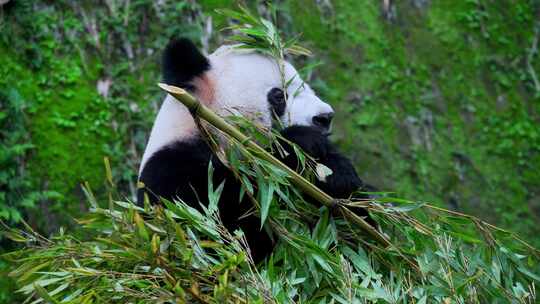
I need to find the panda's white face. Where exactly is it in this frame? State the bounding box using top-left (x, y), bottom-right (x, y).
top-left (204, 45), bottom-right (334, 132)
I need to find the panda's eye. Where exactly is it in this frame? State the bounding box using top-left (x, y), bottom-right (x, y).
top-left (267, 87), bottom-right (286, 117)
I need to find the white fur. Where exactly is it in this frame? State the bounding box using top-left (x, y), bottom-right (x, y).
top-left (208, 45), bottom-right (334, 128)
top-left (139, 94), bottom-right (197, 172)
top-left (139, 45), bottom-right (334, 172)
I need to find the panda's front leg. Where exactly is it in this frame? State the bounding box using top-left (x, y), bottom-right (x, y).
top-left (278, 126), bottom-right (375, 225)
top-left (279, 126), bottom-right (364, 198)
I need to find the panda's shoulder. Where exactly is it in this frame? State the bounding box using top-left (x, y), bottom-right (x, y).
top-left (144, 138), bottom-right (212, 169)
top-left (138, 138), bottom-right (214, 201)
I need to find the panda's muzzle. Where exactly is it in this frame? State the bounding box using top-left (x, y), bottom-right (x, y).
top-left (312, 112), bottom-right (334, 134)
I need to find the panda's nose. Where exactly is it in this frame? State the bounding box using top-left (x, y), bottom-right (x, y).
top-left (312, 112), bottom-right (334, 131)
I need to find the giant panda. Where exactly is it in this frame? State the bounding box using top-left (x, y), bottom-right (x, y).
top-left (138, 38), bottom-right (370, 262)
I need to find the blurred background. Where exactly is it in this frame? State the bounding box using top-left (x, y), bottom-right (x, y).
top-left (0, 0), bottom-right (539, 300)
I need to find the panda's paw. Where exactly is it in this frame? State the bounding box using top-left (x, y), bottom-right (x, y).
top-left (317, 155), bottom-right (363, 198)
top-left (280, 125), bottom-right (331, 158)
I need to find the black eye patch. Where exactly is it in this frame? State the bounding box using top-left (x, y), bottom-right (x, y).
top-left (267, 87), bottom-right (286, 117)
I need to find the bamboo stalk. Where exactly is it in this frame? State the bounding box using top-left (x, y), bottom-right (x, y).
top-left (158, 83), bottom-right (392, 248)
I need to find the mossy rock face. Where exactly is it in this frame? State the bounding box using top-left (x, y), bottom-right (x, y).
top-left (0, 47), bottom-right (110, 227)
top-left (286, 0), bottom-right (540, 242)
top-left (1, 0), bottom-right (539, 239)
top-left (0, 1), bottom-right (201, 229)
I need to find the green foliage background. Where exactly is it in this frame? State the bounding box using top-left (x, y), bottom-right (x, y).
top-left (0, 0), bottom-right (539, 302)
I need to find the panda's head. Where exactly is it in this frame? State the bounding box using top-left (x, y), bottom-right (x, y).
top-left (140, 39), bottom-right (334, 169)
top-left (164, 38), bottom-right (334, 131)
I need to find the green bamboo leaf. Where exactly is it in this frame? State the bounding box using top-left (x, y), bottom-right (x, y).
top-left (34, 284), bottom-right (60, 304)
top-left (312, 253), bottom-right (333, 273)
top-left (238, 28), bottom-right (267, 38)
top-left (3, 229), bottom-right (28, 242)
top-left (517, 266), bottom-right (540, 282)
top-left (259, 180), bottom-right (275, 229)
top-left (103, 156), bottom-right (114, 187)
top-left (134, 212), bottom-right (149, 241)
top-left (385, 202), bottom-right (427, 213)
top-left (47, 282), bottom-right (70, 296)
top-left (151, 234), bottom-right (160, 255)
top-left (60, 288), bottom-right (83, 302)
top-left (18, 261), bottom-right (52, 282)
top-left (286, 45), bottom-right (313, 56)
top-left (18, 277), bottom-right (64, 294)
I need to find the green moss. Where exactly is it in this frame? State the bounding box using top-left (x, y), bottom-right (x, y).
top-left (0, 47), bottom-right (110, 222)
top-left (0, 0), bottom-right (538, 243)
top-left (287, 0), bottom-right (540, 244)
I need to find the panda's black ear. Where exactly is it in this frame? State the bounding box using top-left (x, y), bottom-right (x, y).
top-left (162, 38), bottom-right (210, 90)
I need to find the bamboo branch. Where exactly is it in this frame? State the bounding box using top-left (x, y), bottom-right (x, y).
top-left (158, 83), bottom-right (392, 248)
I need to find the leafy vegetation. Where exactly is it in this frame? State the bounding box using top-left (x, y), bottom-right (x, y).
top-left (4, 90), bottom-right (540, 302)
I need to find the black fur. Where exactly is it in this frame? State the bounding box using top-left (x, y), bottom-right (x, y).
top-left (138, 126), bottom-right (374, 262)
top-left (162, 38), bottom-right (210, 90)
top-left (138, 137), bottom-right (275, 261)
top-left (267, 87), bottom-right (286, 117)
top-left (279, 126), bottom-right (363, 198)
top-left (278, 126), bottom-right (376, 225)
